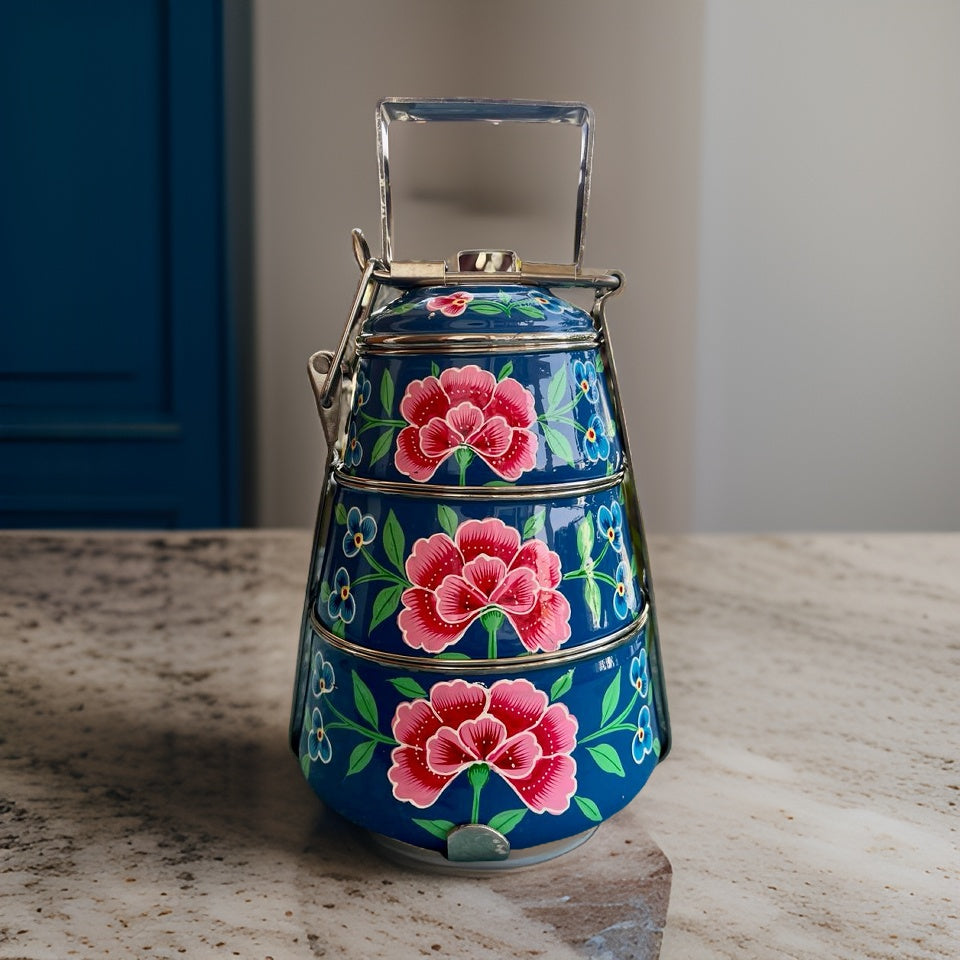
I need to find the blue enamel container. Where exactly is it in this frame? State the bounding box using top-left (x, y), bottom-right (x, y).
top-left (344, 285), bottom-right (624, 488)
top-left (288, 97), bottom-right (669, 869)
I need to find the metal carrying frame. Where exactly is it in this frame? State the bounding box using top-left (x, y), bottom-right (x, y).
top-left (377, 97), bottom-right (600, 281)
top-left (315, 98), bottom-right (624, 418)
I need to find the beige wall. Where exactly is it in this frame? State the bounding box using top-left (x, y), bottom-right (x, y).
top-left (253, 1), bottom-right (960, 532)
top-left (695, 0), bottom-right (960, 530)
top-left (253, 0), bottom-right (704, 531)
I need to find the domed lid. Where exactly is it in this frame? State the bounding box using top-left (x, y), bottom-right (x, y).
top-left (363, 284), bottom-right (594, 338)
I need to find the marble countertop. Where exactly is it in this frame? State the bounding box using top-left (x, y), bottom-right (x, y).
top-left (1, 532), bottom-right (957, 959)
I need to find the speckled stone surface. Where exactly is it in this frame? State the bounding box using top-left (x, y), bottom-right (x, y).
top-left (2, 533), bottom-right (958, 959)
top-left (0, 533), bottom-right (670, 960)
top-left (646, 534), bottom-right (960, 960)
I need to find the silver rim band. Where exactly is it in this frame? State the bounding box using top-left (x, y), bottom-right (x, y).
top-left (358, 331), bottom-right (600, 356)
top-left (308, 606), bottom-right (648, 674)
top-left (333, 468), bottom-right (625, 500)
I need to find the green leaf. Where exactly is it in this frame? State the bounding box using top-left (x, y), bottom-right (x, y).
top-left (300, 753), bottom-right (311, 779)
top-left (497, 361), bottom-right (514, 382)
top-left (653, 737), bottom-right (662, 758)
top-left (549, 669), bottom-right (574, 701)
top-left (487, 808), bottom-right (527, 836)
top-left (469, 301), bottom-right (505, 315)
top-left (584, 577), bottom-right (601, 626)
top-left (335, 503), bottom-right (348, 525)
top-left (574, 795), bottom-right (603, 822)
top-left (587, 743), bottom-right (626, 778)
top-left (379, 369), bottom-right (395, 415)
top-left (515, 304), bottom-right (544, 319)
top-left (543, 424), bottom-right (575, 466)
top-left (431, 361), bottom-right (441, 377)
top-left (347, 739), bottom-right (377, 776)
top-left (332, 619), bottom-right (346, 638)
top-left (576, 513), bottom-right (594, 562)
top-left (434, 651), bottom-right (471, 661)
top-left (319, 581), bottom-right (331, 603)
top-left (595, 354), bottom-right (604, 373)
top-left (392, 299), bottom-right (420, 315)
top-left (352, 670), bottom-right (378, 730)
top-left (368, 428), bottom-right (395, 467)
top-left (546, 365), bottom-right (568, 412)
top-left (522, 510), bottom-right (546, 541)
top-left (437, 504), bottom-right (458, 539)
top-left (370, 584), bottom-right (403, 631)
top-left (600, 668), bottom-right (622, 725)
top-left (631, 551), bottom-right (638, 577)
top-left (412, 818), bottom-right (456, 840)
top-left (383, 509), bottom-right (405, 573)
top-left (497, 289), bottom-right (512, 303)
top-left (483, 480), bottom-right (512, 487)
top-left (387, 677), bottom-right (428, 699)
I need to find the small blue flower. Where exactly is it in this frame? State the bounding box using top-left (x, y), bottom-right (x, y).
top-left (630, 648), bottom-right (649, 699)
top-left (352, 370), bottom-right (372, 415)
top-left (632, 704), bottom-right (653, 764)
top-left (327, 567), bottom-right (356, 624)
top-left (311, 651), bottom-right (336, 698)
top-left (583, 414), bottom-right (610, 462)
top-left (597, 501), bottom-right (624, 552)
top-left (308, 706), bottom-right (333, 763)
top-left (573, 359), bottom-right (600, 404)
top-left (613, 561), bottom-right (631, 620)
top-left (342, 506), bottom-right (377, 557)
top-left (531, 292), bottom-right (579, 316)
top-left (345, 422), bottom-right (363, 467)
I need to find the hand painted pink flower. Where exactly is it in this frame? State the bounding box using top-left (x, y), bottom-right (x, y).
top-left (397, 517), bottom-right (571, 654)
top-left (388, 678), bottom-right (578, 814)
top-left (426, 291), bottom-right (473, 317)
top-left (395, 365), bottom-right (538, 482)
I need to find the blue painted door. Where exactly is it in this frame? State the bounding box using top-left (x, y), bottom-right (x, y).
top-left (0, 0), bottom-right (238, 528)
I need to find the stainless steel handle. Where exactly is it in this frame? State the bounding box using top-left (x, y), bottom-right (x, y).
top-left (376, 98), bottom-right (595, 270)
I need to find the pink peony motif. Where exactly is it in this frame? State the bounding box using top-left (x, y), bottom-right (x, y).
top-left (395, 365), bottom-right (538, 482)
top-left (397, 517), bottom-right (572, 654)
top-left (426, 291), bottom-right (473, 317)
top-left (388, 678), bottom-right (578, 814)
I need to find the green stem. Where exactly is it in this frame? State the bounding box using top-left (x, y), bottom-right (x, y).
top-left (360, 412), bottom-right (406, 428)
top-left (609, 688), bottom-right (641, 729)
top-left (479, 608), bottom-right (503, 660)
top-left (561, 540), bottom-right (610, 581)
top-left (352, 570), bottom-right (405, 587)
top-left (360, 546), bottom-right (409, 586)
top-left (455, 447), bottom-right (474, 486)
top-left (580, 690), bottom-right (642, 744)
top-left (580, 722), bottom-right (638, 744)
top-left (540, 389), bottom-right (586, 421)
top-left (563, 569), bottom-right (620, 589)
top-left (467, 763), bottom-right (490, 824)
top-left (469, 301), bottom-right (511, 316)
top-left (356, 421), bottom-right (386, 437)
top-left (547, 414), bottom-right (588, 433)
top-left (325, 702), bottom-right (397, 746)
